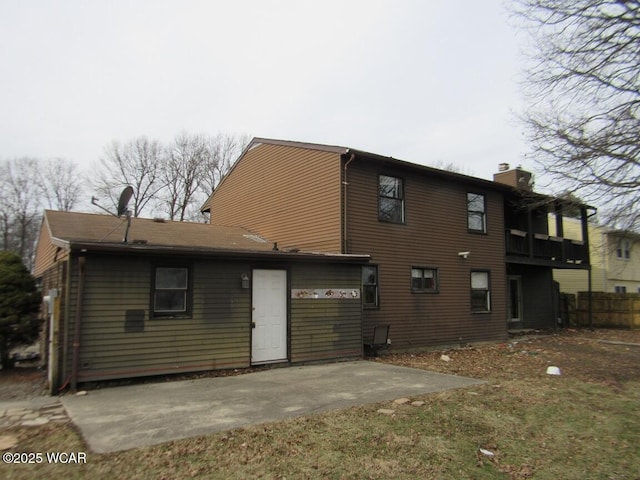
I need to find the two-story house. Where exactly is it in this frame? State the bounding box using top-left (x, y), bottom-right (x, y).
top-left (551, 217), bottom-right (640, 294)
top-left (203, 138), bottom-right (594, 349)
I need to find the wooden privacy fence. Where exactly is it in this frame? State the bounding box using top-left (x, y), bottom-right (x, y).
top-left (574, 292), bottom-right (640, 329)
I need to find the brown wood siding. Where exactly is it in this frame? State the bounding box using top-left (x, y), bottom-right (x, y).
top-left (33, 221), bottom-right (67, 277)
top-left (64, 254), bottom-right (253, 382)
top-left (289, 263), bottom-right (362, 362)
top-left (346, 160), bottom-right (507, 349)
top-left (207, 143), bottom-right (343, 253)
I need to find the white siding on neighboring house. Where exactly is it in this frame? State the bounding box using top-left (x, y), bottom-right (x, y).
top-left (551, 216), bottom-right (640, 293)
top-left (607, 234), bottom-right (640, 292)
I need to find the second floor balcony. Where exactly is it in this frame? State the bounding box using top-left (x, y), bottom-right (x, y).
top-left (505, 229), bottom-right (589, 268)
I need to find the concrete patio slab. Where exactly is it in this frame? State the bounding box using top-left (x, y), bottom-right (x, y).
top-left (61, 360), bottom-right (484, 453)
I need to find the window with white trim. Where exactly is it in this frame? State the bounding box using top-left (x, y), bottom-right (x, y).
top-left (616, 239), bottom-right (631, 259)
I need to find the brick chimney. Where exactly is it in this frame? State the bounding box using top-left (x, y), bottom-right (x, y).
top-left (493, 165), bottom-right (534, 191)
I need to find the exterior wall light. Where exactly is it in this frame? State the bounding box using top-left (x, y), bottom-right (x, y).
top-left (241, 273), bottom-right (250, 289)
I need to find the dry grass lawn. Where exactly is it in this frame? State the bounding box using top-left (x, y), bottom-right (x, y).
top-left (2, 328), bottom-right (640, 479)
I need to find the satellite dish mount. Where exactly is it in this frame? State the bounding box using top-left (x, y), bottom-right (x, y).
top-left (90, 186), bottom-right (134, 243)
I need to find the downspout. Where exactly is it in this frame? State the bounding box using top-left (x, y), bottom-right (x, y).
top-left (71, 256), bottom-right (86, 392)
top-left (342, 151), bottom-right (361, 356)
top-left (342, 152), bottom-right (356, 254)
top-left (61, 259), bottom-right (72, 391)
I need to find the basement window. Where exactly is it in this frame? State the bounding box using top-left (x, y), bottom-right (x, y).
top-left (153, 266), bottom-right (191, 316)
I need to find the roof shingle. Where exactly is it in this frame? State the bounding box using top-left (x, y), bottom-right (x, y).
top-left (45, 210), bottom-right (275, 252)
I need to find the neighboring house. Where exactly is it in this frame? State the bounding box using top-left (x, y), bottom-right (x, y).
top-left (34, 210), bottom-right (368, 392)
top-left (551, 217), bottom-right (640, 294)
top-left (203, 138), bottom-right (594, 348)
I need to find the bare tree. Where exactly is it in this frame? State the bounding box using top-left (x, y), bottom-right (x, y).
top-left (194, 133), bottom-right (249, 222)
top-left (160, 132), bottom-right (208, 221)
top-left (92, 132), bottom-right (248, 222)
top-left (37, 157), bottom-right (84, 211)
top-left (93, 137), bottom-right (165, 217)
top-left (1, 157), bottom-right (85, 267)
top-left (200, 133), bottom-right (250, 198)
top-left (0, 158), bottom-right (43, 269)
top-left (512, 0), bottom-right (639, 231)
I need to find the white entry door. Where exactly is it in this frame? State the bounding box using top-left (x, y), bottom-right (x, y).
top-left (252, 269), bottom-right (287, 364)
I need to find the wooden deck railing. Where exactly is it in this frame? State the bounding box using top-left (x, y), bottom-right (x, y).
top-left (505, 229), bottom-right (589, 265)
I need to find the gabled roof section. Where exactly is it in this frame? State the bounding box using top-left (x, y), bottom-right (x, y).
top-left (203, 136), bottom-right (594, 213)
top-left (201, 137), bottom-right (348, 212)
top-left (41, 210), bottom-right (369, 262)
top-left (203, 137), bottom-right (513, 214)
top-left (248, 138), bottom-right (514, 191)
top-left (249, 137), bottom-right (349, 155)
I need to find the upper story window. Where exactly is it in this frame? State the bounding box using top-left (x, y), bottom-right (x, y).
top-left (153, 266), bottom-right (190, 317)
top-left (467, 193), bottom-right (486, 233)
top-left (614, 286), bottom-right (627, 294)
top-left (411, 267), bottom-right (439, 293)
top-left (362, 265), bottom-right (379, 309)
top-left (616, 239), bottom-right (631, 259)
top-left (379, 175), bottom-right (404, 223)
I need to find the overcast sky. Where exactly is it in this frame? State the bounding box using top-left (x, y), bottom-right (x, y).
top-left (1, 0), bottom-right (531, 182)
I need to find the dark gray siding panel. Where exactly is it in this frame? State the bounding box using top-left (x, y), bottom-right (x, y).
top-left (64, 254), bottom-right (363, 383)
top-left (346, 161), bottom-right (507, 349)
top-left (290, 263), bottom-right (362, 362)
top-left (66, 254), bottom-right (252, 382)
top-left (508, 264), bottom-right (556, 329)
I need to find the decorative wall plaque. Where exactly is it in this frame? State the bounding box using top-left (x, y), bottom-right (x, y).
top-left (291, 288), bottom-right (361, 300)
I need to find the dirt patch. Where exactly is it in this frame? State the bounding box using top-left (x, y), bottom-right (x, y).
top-left (0, 367), bottom-right (48, 401)
top-left (374, 328), bottom-right (640, 390)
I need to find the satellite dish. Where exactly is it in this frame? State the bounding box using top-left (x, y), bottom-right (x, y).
top-left (117, 186), bottom-right (134, 217)
top-left (90, 186), bottom-right (135, 244)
